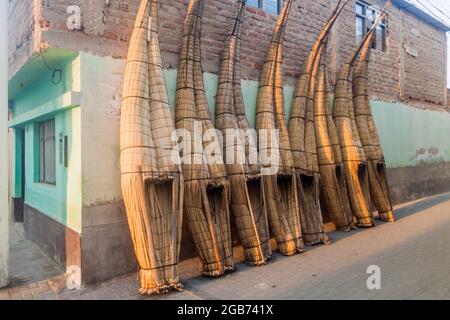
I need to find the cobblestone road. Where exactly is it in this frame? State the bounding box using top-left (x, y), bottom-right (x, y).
top-left (1, 193), bottom-right (450, 300)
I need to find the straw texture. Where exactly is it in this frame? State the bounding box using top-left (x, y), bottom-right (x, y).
top-left (288, 0), bottom-right (354, 233)
top-left (330, 3), bottom-right (392, 228)
top-left (312, 53), bottom-right (354, 232)
top-left (353, 12), bottom-right (395, 223)
top-left (175, 0), bottom-right (235, 277)
top-left (256, 0), bottom-right (304, 256)
top-left (289, 1), bottom-right (352, 235)
top-left (215, 0), bottom-right (271, 266)
top-left (120, 0), bottom-right (184, 295)
top-left (333, 37), bottom-right (375, 228)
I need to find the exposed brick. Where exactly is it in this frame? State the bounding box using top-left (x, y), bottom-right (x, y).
top-left (8, 0), bottom-right (448, 109)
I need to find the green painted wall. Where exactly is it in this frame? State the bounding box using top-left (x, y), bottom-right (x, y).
top-left (9, 53), bottom-right (82, 233)
top-left (372, 101), bottom-right (450, 168)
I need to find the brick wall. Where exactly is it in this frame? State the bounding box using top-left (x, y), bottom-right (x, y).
top-left (8, 0), bottom-right (448, 110)
top-left (401, 10), bottom-right (447, 109)
top-left (8, 0), bottom-right (40, 78)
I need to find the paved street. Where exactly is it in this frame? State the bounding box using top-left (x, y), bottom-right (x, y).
top-left (1, 192), bottom-right (450, 300)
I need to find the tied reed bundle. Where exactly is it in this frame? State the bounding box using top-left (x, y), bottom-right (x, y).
top-left (256, 0), bottom-right (304, 256)
top-left (332, 23), bottom-right (384, 228)
top-left (120, 0), bottom-right (184, 295)
top-left (312, 47), bottom-right (353, 232)
top-left (353, 5), bottom-right (395, 223)
top-left (333, 61), bottom-right (373, 227)
top-left (289, 0), bottom-right (352, 235)
top-left (215, 0), bottom-right (271, 266)
top-left (175, 0), bottom-right (235, 277)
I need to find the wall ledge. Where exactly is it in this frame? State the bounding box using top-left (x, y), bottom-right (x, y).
top-left (9, 91), bottom-right (82, 128)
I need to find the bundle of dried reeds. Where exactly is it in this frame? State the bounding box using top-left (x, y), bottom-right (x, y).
top-left (312, 51), bottom-right (354, 232)
top-left (215, 0), bottom-right (271, 266)
top-left (332, 2), bottom-right (392, 228)
top-left (120, 0), bottom-right (184, 295)
top-left (256, 0), bottom-right (304, 256)
top-left (353, 8), bottom-right (395, 223)
top-left (332, 30), bottom-right (379, 228)
top-left (175, 0), bottom-right (235, 277)
top-left (289, 0), bottom-right (353, 235)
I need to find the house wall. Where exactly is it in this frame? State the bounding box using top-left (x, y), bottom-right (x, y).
top-left (79, 52), bottom-right (450, 204)
top-left (7, 0), bottom-right (450, 284)
top-left (10, 56), bottom-right (82, 232)
top-left (73, 50), bottom-right (450, 282)
top-left (21, 0), bottom-right (446, 110)
top-left (9, 54), bottom-right (82, 268)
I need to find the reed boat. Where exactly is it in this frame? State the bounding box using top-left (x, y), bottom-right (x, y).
top-left (256, 0), bottom-right (304, 256)
top-left (332, 27), bottom-right (381, 228)
top-left (175, 0), bottom-right (235, 277)
top-left (215, 0), bottom-right (272, 266)
top-left (289, 0), bottom-right (354, 235)
top-left (353, 7), bottom-right (395, 223)
top-left (120, 0), bottom-right (184, 295)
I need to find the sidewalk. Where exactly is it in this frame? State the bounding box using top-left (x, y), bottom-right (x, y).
top-left (1, 192), bottom-right (450, 300)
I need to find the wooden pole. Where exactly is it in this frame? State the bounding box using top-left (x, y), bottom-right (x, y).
top-left (0, 0), bottom-right (10, 288)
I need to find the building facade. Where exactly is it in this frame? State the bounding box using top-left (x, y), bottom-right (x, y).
top-left (7, 0), bottom-right (450, 284)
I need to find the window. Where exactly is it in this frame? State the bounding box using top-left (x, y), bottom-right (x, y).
top-left (39, 119), bottom-right (56, 184)
top-left (248, 0), bottom-right (283, 15)
top-left (356, 1), bottom-right (387, 52)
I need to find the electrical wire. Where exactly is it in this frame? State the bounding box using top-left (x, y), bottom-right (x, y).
top-left (421, 0), bottom-right (450, 22)
top-left (34, 52), bottom-right (62, 85)
top-left (406, 0), bottom-right (450, 28)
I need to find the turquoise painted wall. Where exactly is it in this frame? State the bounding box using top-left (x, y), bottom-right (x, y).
top-left (12, 60), bottom-right (75, 118)
top-left (10, 54), bottom-right (82, 232)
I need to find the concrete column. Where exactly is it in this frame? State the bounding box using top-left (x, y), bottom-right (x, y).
top-left (0, 0), bottom-right (10, 288)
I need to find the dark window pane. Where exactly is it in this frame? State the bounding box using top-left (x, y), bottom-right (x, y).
top-left (370, 9), bottom-right (376, 23)
top-left (39, 125), bottom-right (45, 183)
top-left (39, 119), bottom-right (56, 185)
top-left (375, 25), bottom-right (386, 52)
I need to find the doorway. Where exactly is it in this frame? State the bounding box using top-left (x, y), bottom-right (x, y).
top-left (13, 128), bottom-right (25, 223)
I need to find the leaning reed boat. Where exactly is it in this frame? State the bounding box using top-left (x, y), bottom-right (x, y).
top-left (175, 0), bottom-right (234, 277)
top-left (120, 0), bottom-right (184, 295)
top-left (215, 0), bottom-right (271, 266)
top-left (332, 27), bottom-right (382, 228)
top-left (333, 45), bottom-right (373, 227)
top-left (312, 46), bottom-right (353, 232)
top-left (256, 0), bottom-right (303, 256)
top-left (289, 1), bottom-right (352, 235)
top-left (353, 9), bottom-right (395, 223)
